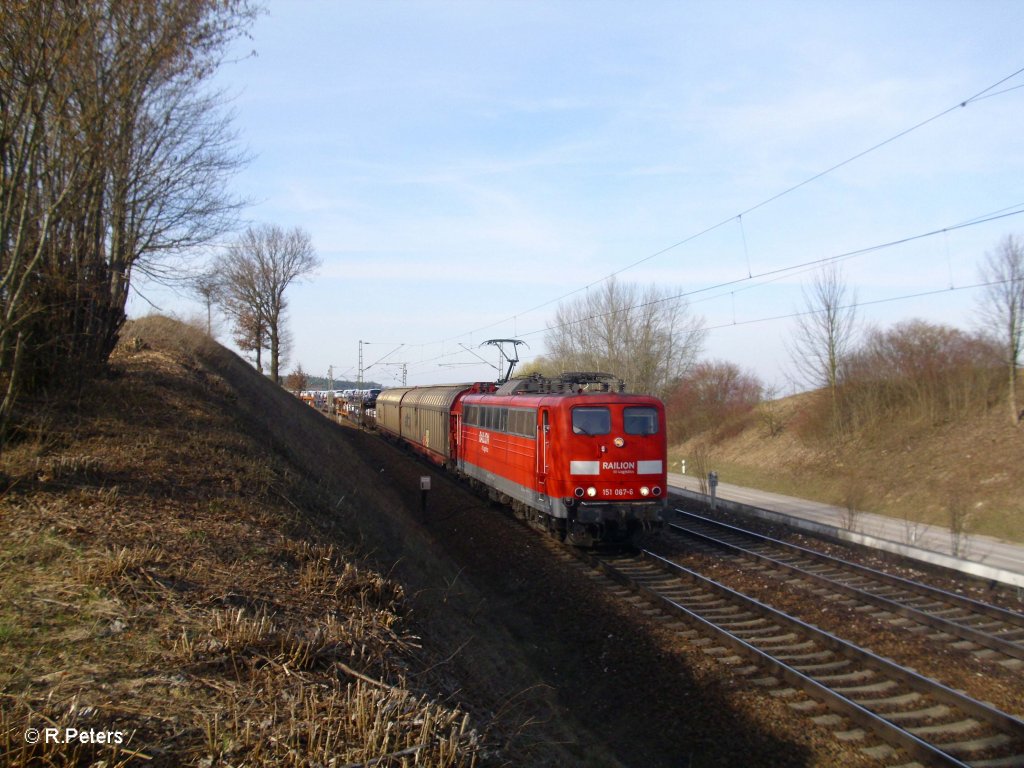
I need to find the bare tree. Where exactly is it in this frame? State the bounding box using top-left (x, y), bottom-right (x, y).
top-left (190, 271), bottom-right (224, 337)
top-left (976, 234), bottom-right (1024, 426)
top-left (0, 3), bottom-right (76, 432)
top-left (544, 278), bottom-right (705, 397)
top-left (758, 383), bottom-right (786, 438)
top-left (788, 264), bottom-right (858, 412)
top-left (217, 225), bottom-right (320, 383)
top-left (691, 440), bottom-right (713, 495)
top-left (0, 0), bottom-right (256, 441)
top-left (284, 364), bottom-right (309, 394)
top-left (230, 304), bottom-right (270, 373)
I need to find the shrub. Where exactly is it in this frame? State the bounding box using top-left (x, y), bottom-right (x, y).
top-left (839, 319), bottom-right (1004, 430)
top-left (667, 360), bottom-right (762, 444)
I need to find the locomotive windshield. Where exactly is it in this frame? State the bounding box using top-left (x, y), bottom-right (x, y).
top-left (572, 407), bottom-right (610, 435)
top-left (624, 406), bottom-right (659, 435)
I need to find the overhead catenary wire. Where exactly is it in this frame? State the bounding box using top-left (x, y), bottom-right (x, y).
top-left (701, 277), bottom-right (1018, 335)
top-left (436, 65), bottom-right (1024, 345)
top-left (408, 203), bottom-right (1024, 351)
top-left (348, 66), bottom-right (1024, 381)
top-left (362, 343), bottom-right (405, 373)
top-left (390, 203), bottom-right (1024, 381)
top-left (686, 203), bottom-right (1024, 308)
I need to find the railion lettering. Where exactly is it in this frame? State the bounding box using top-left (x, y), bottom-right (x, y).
top-left (602, 461), bottom-right (636, 472)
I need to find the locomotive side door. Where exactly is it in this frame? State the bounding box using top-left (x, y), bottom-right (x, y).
top-left (537, 409), bottom-right (550, 489)
top-left (450, 412), bottom-right (460, 471)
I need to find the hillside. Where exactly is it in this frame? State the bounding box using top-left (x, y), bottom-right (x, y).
top-left (669, 390), bottom-right (1024, 545)
top-left (0, 317), bottom-right (484, 766)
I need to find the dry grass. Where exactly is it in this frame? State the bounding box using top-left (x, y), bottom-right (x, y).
top-left (0, 316), bottom-right (480, 767)
top-left (671, 388), bottom-right (1024, 544)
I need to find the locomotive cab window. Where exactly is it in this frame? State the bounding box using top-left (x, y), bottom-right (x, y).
top-left (624, 406), bottom-right (659, 435)
top-left (572, 407), bottom-right (610, 435)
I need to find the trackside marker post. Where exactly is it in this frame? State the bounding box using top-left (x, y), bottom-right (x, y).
top-left (420, 476), bottom-right (431, 515)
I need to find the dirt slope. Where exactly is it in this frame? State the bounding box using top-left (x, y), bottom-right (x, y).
top-left (671, 391), bottom-right (1024, 544)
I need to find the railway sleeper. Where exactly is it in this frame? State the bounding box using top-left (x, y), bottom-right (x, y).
top-left (908, 717), bottom-right (983, 739)
top-left (701, 645), bottom-right (732, 657)
top-left (831, 679), bottom-right (900, 696)
top-left (856, 743), bottom-right (901, 761)
top-left (795, 660), bottom-right (857, 676)
top-left (731, 626), bottom-right (788, 640)
top-left (774, 649), bottom-right (834, 664)
top-left (698, 605), bottom-right (746, 618)
top-left (928, 607), bottom-right (974, 620)
top-left (934, 732), bottom-right (1012, 756)
top-left (675, 595), bottom-right (723, 607)
top-left (750, 634), bottom-right (807, 649)
top-left (789, 698), bottom-right (825, 712)
top-left (971, 756), bottom-right (1024, 768)
top-left (717, 654), bottom-right (748, 665)
top-left (959, 617), bottom-right (1006, 630)
top-left (883, 704), bottom-right (952, 724)
top-left (720, 617), bottom-right (773, 631)
top-left (833, 728), bottom-right (867, 742)
top-left (972, 648), bottom-right (1000, 660)
top-left (733, 664), bottom-right (761, 676)
top-left (659, 587), bottom-right (699, 598)
top-left (768, 686), bottom-right (800, 699)
top-left (626, 571), bottom-right (673, 584)
top-left (853, 691), bottom-right (924, 710)
top-left (811, 669), bottom-right (878, 686)
top-left (811, 713), bottom-right (845, 727)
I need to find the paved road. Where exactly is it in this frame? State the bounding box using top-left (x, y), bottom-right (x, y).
top-left (667, 472), bottom-right (1024, 582)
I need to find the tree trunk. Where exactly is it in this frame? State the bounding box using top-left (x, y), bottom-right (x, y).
top-left (1012, 365), bottom-right (1021, 426)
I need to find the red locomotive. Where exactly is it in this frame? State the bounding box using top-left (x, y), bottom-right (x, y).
top-left (375, 372), bottom-right (666, 545)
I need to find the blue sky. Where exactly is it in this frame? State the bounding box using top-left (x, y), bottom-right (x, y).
top-left (128, 1), bottom-right (1024, 391)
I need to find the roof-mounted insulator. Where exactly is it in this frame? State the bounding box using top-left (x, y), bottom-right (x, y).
top-left (493, 371), bottom-right (627, 395)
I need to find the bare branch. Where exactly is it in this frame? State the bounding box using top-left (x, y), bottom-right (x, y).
top-left (976, 234), bottom-right (1024, 426)
top-left (0, 0), bottom-right (259, 440)
top-left (216, 225), bottom-right (320, 384)
top-left (788, 264), bottom-right (859, 402)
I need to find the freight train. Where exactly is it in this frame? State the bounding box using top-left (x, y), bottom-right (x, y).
top-left (375, 372), bottom-right (666, 545)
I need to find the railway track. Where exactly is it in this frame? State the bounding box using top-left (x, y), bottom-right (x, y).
top-left (575, 545), bottom-right (1024, 767)
top-left (664, 510), bottom-right (1024, 666)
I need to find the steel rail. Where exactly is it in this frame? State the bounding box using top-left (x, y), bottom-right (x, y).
top-left (673, 509), bottom-right (1024, 626)
top-left (581, 547), bottom-right (1024, 768)
top-left (667, 511), bottom-right (1024, 661)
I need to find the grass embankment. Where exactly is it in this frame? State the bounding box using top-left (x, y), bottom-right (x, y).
top-left (670, 391), bottom-right (1024, 544)
top-left (0, 317), bottom-right (479, 767)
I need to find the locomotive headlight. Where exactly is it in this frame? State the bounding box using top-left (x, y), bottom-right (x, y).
top-left (640, 486), bottom-right (650, 497)
top-left (613, 437), bottom-right (625, 448)
top-left (586, 486), bottom-right (597, 498)
top-left (574, 487), bottom-right (585, 498)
